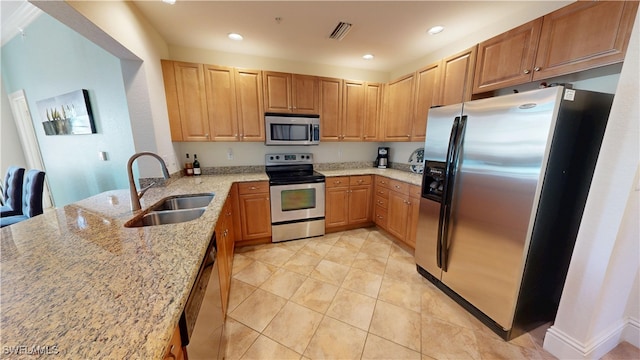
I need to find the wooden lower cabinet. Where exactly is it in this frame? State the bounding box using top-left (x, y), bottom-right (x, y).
top-left (215, 193), bottom-right (235, 316)
top-left (325, 175), bottom-right (373, 231)
top-left (164, 325), bottom-right (185, 360)
top-left (374, 176), bottom-right (420, 249)
top-left (236, 181), bottom-right (272, 243)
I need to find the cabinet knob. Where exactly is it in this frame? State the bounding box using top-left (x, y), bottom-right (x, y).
top-left (406, 134), bottom-right (410, 137)
top-left (205, 133), bottom-right (209, 138)
top-left (534, 67), bottom-right (541, 72)
top-left (250, 186), bottom-right (257, 190)
top-left (395, 185), bottom-right (401, 189)
top-left (335, 181), bottom-right (341, 184)
top-left (240, 133), bottom-right (244, 137)
top-left (357, 180), bottom-right (363, 184)
top-left (523, 69), bottom-right (531, 74)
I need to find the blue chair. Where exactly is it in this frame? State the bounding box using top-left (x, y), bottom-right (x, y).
top-left (0, 166), bottom-right (25, 217)
top-left (1, 170), bottom-right (46, 228)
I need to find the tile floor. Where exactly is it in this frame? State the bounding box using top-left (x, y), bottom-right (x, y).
top-left (187, 227), bottom-right (638, 359)
top-left (215, 227), bottom-right (562, 360)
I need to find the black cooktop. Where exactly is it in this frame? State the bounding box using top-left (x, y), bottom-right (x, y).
top-left (265, 164), bottom-right (325, 185)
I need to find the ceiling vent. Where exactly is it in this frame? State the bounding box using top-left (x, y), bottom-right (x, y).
top-left (329, 21), bottom-right (352, 41)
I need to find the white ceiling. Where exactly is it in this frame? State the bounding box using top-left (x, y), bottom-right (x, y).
top-left (2, 1), bottom-right (573, 73)
top-left (130, 1), bottom-right (572, 72)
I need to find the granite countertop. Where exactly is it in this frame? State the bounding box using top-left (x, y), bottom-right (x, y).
top-left (0, 167), bottom-right (420, 359)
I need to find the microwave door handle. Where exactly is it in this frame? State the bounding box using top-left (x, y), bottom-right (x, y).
top-left (309, 124), bottom-right (313, 141)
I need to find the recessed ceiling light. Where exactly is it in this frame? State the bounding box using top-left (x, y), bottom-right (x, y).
top-left (427, 26), bottom-right (445, 35)
top-left (162, 0), bottom-right (176, 4)
top-left (362, 54), bottom-right (374, 60)
top-left (228, 33), bottom-right (244, 41)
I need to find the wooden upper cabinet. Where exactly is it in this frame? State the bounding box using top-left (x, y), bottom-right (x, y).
top-left (363, 82), bottom-right (383, 141)
top-left (412, 62), bottom-right (441, 141)
top-left (235, 68), bottom-right (265, 141)
top-left (384, 73), bottom-right (415, 141)
top-left (204, 65), bottom-right (238, 141)
top-left (439, 46), bottom-right (477, 106)
top-left (533, 1), bottom-right (639, 81)
top-left (319, 77), bottom-right (343, 141)
top-left (342, 80), bottom-right (365, 141)
top-left (473, 19), bottom-right (543, 94)
top-left (161, 60), bottom-right (210, 141)
top-left (263, 71), bottom-right (319, 113)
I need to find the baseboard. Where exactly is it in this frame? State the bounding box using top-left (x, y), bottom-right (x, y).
top-left (544, 317), bottom-right (639, 359)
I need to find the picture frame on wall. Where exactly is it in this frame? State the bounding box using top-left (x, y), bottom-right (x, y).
top-left (36, 89), bottom-right (97, 135)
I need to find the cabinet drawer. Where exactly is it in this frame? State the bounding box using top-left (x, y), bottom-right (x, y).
top-left (350, 175), bottom-right (372, 186)
top-left (374, 206), bottom-right (388, 228)
top-left (326, 176), bottom-right (349, 188)
top-left (374, 195), bottom-right (388, 209)
top-left (238, 181), bottom-right (269, 194)
top-left (375, 176), bottom-right (392, 189)
top-left (389, 179), bottom-right (410, 195)
top-left (374, 186), bottom-right (389, 199)
top-left (409, 184), bottom-right (421, 198)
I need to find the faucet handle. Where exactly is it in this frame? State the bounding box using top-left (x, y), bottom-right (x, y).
top-left (138, 182), bottom-right (156, 198)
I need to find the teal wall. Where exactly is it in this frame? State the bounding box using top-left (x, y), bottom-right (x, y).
top-left (1, 14), bottom-right (135, 207)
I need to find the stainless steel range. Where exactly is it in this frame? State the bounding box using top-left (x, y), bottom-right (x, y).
top-left (265, 153), bottom-right (325, 242)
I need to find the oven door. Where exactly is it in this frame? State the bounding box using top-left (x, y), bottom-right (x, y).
top-left (270, 182), bottom-right (325, 223)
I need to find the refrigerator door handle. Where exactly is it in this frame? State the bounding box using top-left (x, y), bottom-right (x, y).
top-left (441, 115), bottom-right (467, 271)
top-left (438, 116), bottom-right (460, 269)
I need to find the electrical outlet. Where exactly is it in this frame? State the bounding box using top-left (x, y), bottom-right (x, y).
top-left (227, 148), bottom-right (234, 160)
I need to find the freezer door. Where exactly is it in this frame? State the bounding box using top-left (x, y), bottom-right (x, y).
top-left (440, 87), bottom-right (561, 329)
top-left (424, 104), bottom-right (463, 161)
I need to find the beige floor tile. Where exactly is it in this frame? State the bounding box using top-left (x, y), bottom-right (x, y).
top-left (229, 288), bottom-right (287, 332)
top-left (241, 335), bottom-right (301, 360)
top-left (263, 301), bottom-right (324, 354)
top-left (299, 241), bottom-right (333, 258)
top-left (334, 233), bottom-right (367, 251)
top-left (314, 232), bottom-right (341, 246)
top-left (282, 252), bottom-right (323, 276)
top-left (384, 257), bottom-right (424, 285)
top-left (276, 238), bottom-right (310, 252)
top-left (370, 300), bottom-right (422, 352)
top-left (343, 227), bottom-right (372, 240)
top-left (232, 253), bottom-right (254, 275)
top-left (259, 268), bottom-right (307, 299)
top-left (233, 260), bottom-right (277, 287)
top-left (246, 245), bottom-right (296, 267)
top-left (352, 252), bottom-right (388, 276)
top-left (304, 316), bottom-right (367, 359)
top-left (227, 278), bottom-right (257, 313)
top-left (326, 288), bottom-right (377, 331)
top-left (421, 286), bottom-right (476, 330)
top-left (222, 317), bottom-right (260, 360)
top-left (362, 334), bottom-right (421, 360)
top-left (342, 267), bottom-right (383, 298)
top-left (323, 244), bottom-right (358, 267)
top-left (475, 332), bottom-right (540, 360)
top-left (359, 238), bottom-right (392, 259)
top-left (309, 259), bottom-right (350, 286)
top-left (389, 241), bottom-right (415, 260)
top-left (421, 316), bottom-right (480, 360)
top-left (378, 276), bottom-right (423, 313)
top-left (290, 277), bottom-right (339, 314)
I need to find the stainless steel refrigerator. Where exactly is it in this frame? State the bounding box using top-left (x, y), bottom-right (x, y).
top-left (415, 86), bottom-right (613, 340)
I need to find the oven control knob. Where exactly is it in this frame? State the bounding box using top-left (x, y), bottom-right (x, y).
top-left (269, 156), bottom-right (274, 160)
top-left (276, 155), bottom-right (280, 159)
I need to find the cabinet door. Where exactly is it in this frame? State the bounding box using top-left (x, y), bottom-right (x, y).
top-left (349, 184), bottom-right (372, 225)
top-left (235, 69), bottom-right (265, 141)
top-left (326, 186), bottom-right (349, 228)
top-left (342, 80), bottom-right (365, 141)
top-left (387, 191), bottom-right (410, 240)
top-left (215, 209), bottom-right (231, 315)
top-left (173, 61), bottom-right (210, 141)
top-left (319, 77), bottom-right (343, 141)
top-left (161, 60), bottom-right (184, 141)
top-left (473, 19), bottom-right (542, 94)
top-left (363, 82), bottom-right (383, 141)
top-left (384, 74), bottom-right (415, 141)
top-left (204, 65), bottom-right (238, 141)
top-left (406, 187), bottom-right (421, 249)
top-left (439, 46), bottom-right (477, 106)
top-left (534, 1), bottom-right (638, 81)
top-left (412, 62), bottom-right (441, 141)
top-left (239, 193), bottom-right (272, 240)
top-left (263, 71), bottom-right (291, 112)
top-left (292, 75), bottom-right (319, 113)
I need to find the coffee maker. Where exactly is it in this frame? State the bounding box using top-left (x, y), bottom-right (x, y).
top-left (375, 147), bottom-right (389, 169)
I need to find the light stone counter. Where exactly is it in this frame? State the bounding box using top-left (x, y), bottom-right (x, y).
top-left (0, 167), bottom-right (419, 359)
top-left (0, 173), bottom-right (266, 359)
top-left (317, 167), bottom-right (423, 187)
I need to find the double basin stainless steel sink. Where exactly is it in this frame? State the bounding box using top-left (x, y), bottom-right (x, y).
top-left (125, 193), bottom-right (214, 228)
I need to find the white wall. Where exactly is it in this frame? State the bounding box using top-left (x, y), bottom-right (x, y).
top-left (543, 9), bottom-right (640, 358)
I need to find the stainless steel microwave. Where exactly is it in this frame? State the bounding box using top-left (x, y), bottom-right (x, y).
top-left (265, 113), bottom-right (320, 146)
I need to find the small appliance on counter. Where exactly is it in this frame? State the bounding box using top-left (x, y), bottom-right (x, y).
top-left (375, 147), bottom-right (389, 168)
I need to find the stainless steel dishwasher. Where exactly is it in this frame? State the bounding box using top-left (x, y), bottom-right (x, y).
top-left (179, 233), bottom-right (225, 359)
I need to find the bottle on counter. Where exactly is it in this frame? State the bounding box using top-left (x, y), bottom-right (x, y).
top-left (185, 153), bottom-right (194, 176)
top-left (193, 154), bottom-right (201, 176)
